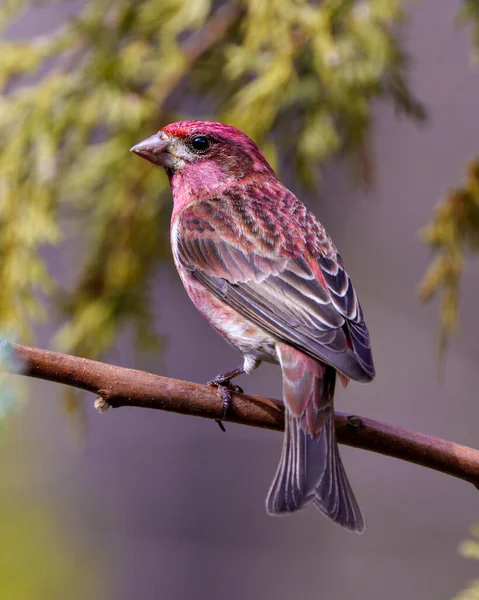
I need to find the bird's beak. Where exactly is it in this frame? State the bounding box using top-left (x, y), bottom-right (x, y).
top-left (130, 132), bottom-right (170, 167)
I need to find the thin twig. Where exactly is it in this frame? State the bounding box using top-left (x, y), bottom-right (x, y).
top-left (2, 341), bottom-right (479, 489)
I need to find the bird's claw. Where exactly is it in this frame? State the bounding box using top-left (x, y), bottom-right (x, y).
top-left (208, 375), bottom-right (243, 433)
top-left (207, 376), bottom-right (243, 394)
top-left (215, 419), bottom-right (227, 433)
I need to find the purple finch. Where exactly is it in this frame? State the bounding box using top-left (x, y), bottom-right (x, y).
top-left (131, 121), bottom-right (375, 532)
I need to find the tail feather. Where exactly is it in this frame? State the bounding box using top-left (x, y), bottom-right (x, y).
top-left (312, 412), bottom-right (364, 531)
top-left (266, 345), bottom-right (365, 532)
top-left (266, 411), bottom-right (364, 532)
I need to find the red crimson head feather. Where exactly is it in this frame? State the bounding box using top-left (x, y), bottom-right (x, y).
top-left (131, 120), bottom-right (276, 181)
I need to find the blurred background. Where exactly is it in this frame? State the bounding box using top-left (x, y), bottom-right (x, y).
top-left (1, 1), bottom-right (479, 598)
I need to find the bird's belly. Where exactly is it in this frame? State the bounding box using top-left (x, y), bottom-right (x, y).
top-left (178, 268), bottom-right (278, 365)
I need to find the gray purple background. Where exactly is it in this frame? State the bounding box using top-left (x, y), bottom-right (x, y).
top-left (2, 2), bottom-right (479, 598)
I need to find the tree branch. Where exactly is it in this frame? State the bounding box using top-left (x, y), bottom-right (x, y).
top-left (2, 342), bottom-right (479, 489)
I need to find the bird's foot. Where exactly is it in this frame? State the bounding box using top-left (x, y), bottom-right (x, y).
top-left (207, 375), bottom-right (244, 395)
top-left (207, 367), bottom-right (245, 432)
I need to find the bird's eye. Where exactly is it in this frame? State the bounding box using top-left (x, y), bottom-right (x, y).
top-left (190, 136), bottom-right (211, 153)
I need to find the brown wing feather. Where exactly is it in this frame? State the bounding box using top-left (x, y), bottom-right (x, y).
top-left (175, 196), bottom-right (375, 382)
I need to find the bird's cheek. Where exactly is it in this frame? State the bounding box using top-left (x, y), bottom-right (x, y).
top-left (161, 152), bottom-right (185, 171)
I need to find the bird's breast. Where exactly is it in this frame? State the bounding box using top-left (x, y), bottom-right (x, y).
top-left (173, 258), bottom-right (278, 366)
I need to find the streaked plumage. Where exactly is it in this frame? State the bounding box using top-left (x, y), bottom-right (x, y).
top-left (131, 121), bottom-right (375, 532)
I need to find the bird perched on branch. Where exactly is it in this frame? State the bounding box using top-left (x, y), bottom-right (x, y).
top-left (131, 121), bottom-right (375, 532)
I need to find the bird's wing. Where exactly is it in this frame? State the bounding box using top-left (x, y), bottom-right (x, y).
top-left (174, 199), bottom-right (375, 382)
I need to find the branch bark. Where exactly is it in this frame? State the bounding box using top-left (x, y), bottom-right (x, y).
top-left (3, 341), bottom-right (479, 489)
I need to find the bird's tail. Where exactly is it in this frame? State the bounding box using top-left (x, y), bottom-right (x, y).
top-left (266, 346), bottom-right (365, 533)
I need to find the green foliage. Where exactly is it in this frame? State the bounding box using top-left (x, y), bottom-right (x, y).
top-left (220, 0), bottom-right (425, 183)
top-left (452, 525), bottom-right (479, 600)
top-left (459, 0), bottom-right (479, 62)
top-left (419, 3), bottom-right (479, 349)
top-left (0, 0), bottom-right (424, 360)
top-left (2, 2), bottom-right (476, 364)
top-left (419, 159), bottom-right (479, 350)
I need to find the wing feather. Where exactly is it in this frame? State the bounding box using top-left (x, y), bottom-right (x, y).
top-left (175, 200), bottom-right (375, 381)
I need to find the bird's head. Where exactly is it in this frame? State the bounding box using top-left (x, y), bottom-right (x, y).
top-left (130, 121), bottom-right (275, 187)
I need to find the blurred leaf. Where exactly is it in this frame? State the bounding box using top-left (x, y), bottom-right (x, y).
top-left (419, 3), bottom-right (479, 351)
top-left (452, 525), bottom-right (479, 600)
top-left (458, 0), bottom-right (479, 63)
top-left (419, 159), bottom-right (479, 354)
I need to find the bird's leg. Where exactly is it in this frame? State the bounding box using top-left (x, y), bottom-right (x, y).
top-left (207, 366), bottom-right (245, 432)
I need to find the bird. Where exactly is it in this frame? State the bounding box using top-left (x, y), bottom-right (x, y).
top-left (130, 121), bottom-right (375, 532)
